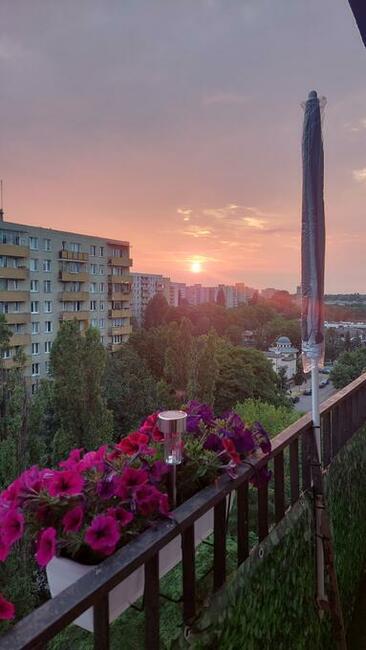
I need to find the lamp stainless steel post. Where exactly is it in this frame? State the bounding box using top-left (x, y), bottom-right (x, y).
top-left (301, 90), bottom-right (326, 605)
top-left (157, 410), bottom-right (186, 509)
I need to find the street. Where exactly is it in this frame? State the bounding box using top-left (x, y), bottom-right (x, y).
top-left (292, 378), bottom-right (337, 414)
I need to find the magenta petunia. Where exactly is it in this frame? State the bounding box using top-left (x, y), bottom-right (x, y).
top-left (62, 506), bottom-right (84, 533)
top-left (0, 593), bottom-right (15, 620)
top-left (59, 448), bottom-right (84, 470)
top-left (35, 527), bottom-right (57, 567)
top-left (96, 475), bottom-right (118, 500)
top-left (119, 467), bottom-right (148, 493)
top-left (1, 508), bottom-right (24, 546)
top-left (107, 506), bottom-right (134, 528)
top-left (149, 460), bottom-right (169, 483)
top-left (85, 515), bottom-right (120, 554)
top-left (48, 470), bottom-right (84, 498)
top-left (134, 485), bottom-right (161, 517)
top-left (77, 446), bottom-right (107, 472)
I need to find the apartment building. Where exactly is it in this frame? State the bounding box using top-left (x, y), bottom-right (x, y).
top-left (0, 218), bottom-right (132, 390)
top-left (131, 273), bottom-right (166, 325)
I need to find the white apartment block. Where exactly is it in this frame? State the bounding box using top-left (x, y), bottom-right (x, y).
top-left (131, 273), bottom-right (166, 325)
top-left (0, 217), bottom-right (132, 391)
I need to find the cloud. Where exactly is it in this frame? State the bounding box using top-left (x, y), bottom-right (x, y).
top-left (242, 217), bottom-right (266, 230)
top-left (353, 168), bottom-right (366, 183)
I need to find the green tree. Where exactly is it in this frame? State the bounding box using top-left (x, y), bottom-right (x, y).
top-left (129, 325), bottom-right (171, 378)
top-left (187, 330), bottom-right (218, 404)
top-left (50, 322), bottom-right (113, 460)
top-left (235, 398), bottom-right (299, 435)
top-left (164, 318), bottom-right (193, 393)
top-left (225, 324), bottom-right (243, 346)
top-left (330, 348), bottom-right (366, 389)
top-left (104, 345), bottom-right (159, 438)
top-left (144, 292), bottom-right (169, 329)
top-left (277, 366), bottom-right (288, 392)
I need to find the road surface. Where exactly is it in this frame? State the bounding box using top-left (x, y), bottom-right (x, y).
top-left (292, 379), bottom-right (337, 414)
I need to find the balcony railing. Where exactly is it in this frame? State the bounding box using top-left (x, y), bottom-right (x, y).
top-left (1, 374), bottom-right (366, 650)
top-left (0, 243), bottom-right (29, 258)
top-left (59, 250), bottom-right (89, 262)
top-left (0, 267), bottom-right (28, 280)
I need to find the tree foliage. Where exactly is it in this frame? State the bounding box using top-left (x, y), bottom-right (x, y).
top-left (330, 348), bottom-right (366, 389)
top-left (143, 292), bottom-right (169, 329)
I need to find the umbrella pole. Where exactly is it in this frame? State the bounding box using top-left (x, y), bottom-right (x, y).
top-left (311, 365), bottom-right (326, 604)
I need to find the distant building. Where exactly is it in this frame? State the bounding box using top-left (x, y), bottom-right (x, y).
top-left (131, 273), bottom-right (165, 325)
top-left (265, 336), bottom-right (298, 380)
top-left (261, 288), bottom-right (277, 300)
top-left (0, 218), bottom-right (132, 391)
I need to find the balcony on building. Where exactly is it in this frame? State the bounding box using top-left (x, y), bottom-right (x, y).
top-left (108, 256), bottom-right (133, 267)
top-left (108, 308), bottom-right (132, 318)
top-left (0, 266), bottom-right (28, 280)
top-left (0, 290), bottom-right (29, 302)
top-left (9, 333), bottom-right (31, 347)
top-left (59, 291), bottom-right (89, 302)
top-left (59, 271), bottom-right (89, 283)
top-left (0, 242), bottom-right (29, 258)
top-left (109, 324), bottom-right (132, 336)
top-left (59, 311), bottom-right (90, 322)
top-left (4, 312), bottom-right (31, 324)
top-left (59, 249), bottom-right (89, 263)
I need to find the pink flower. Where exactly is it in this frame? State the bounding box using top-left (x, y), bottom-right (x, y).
top-left (35, 527), bottom-right (57, 567)
top-left (85, 515), bottom-right (120, 554)
top-left (149, 460), bottom-right (169, 483)
top-left (134, 485), bottom-right (161, 516)
top-left (77, 446), bottom-right (106, 472)
top-left (59, 448), bottom-right (84, 470)
top-left (118, 467), bottom-right (148, 494)
top-left (1, 508), bottom-right (24, 546)
top-left (139, 413), bottom-right (164, 442)
top-left (0, 479), bottom-right (22, 507)
top-left (0, 536), bottom-right (10, 562)
top-left (107, 507), bottom-right (134, 528)
top-left (48, 471), bottom-right (84, 498)
top-left (116, 432), bottom-right (155, 457)
top-left (62, 506), bottom-right (84, 533)
top-left (0, 593), bottom-right (15, 620)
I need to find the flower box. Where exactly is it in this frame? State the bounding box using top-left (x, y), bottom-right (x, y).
top-left (47, 498), bottom-right (231, 631)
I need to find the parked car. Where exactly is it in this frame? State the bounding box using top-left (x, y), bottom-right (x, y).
top-left (303, 388), bottom-right (312, 396)
top-left (321, 368), bottom-right (331, 374)
top-left (290, 395), bottom-right (300, 404)
top-left (319, 379), bottom-right (329, 388)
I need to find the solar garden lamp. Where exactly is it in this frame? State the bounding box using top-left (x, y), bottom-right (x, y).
top-left (157, 410), bottom-right (186, 508)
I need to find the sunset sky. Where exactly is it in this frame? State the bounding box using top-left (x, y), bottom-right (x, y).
top-left (1, 1), bottom-right (365, 292)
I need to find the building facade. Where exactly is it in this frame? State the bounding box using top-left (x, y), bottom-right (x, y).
top-left (131, 273), bottom-right (166, 325)
top-left (0, 218), bottom-right (132, 389)
top-left (265, 336), bottom-right (298, 380)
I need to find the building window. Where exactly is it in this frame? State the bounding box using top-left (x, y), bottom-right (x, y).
top-left (99, 282), bottom-right (104, 293)
top-left (31, 301), bottom-right (39, 314)
top-left (44, 280), bottom-right (52, 293)
top-left (90, 245), bottom-right (96, 256)
top-left (99, 246), bottom-right (104, 257)
top-left (29, 237), bottom-right (39, 250)
top-left (30, 280), bottom-right (39, 293)
top-left (32, 342), bottom-right (40, 355)
top-left (99, 318), bottom-right (105, 329)
top-left (32, 363), bottom-right (40, 376)
top-left (43, 238), bottom-right (51, 251)
top-left (70, 242), bottom-right (81, 253)
top-left (91, 318), bottom-right (98, 328)
top-left (45, 360), bottom-right (50, 374)
top-left (90, 264), bottom-right (97, 275)
top-left (43, 260), bottom-right (51, 272)
top-left (100, 302), bottom-right (104, 311)
top-left (30, 258), bottom-right (38, 272)
top-left (44, 321), bottom-right (52, 333)
top-left (90, 282), bottom-right (97, 293)
top-left (31, 383), bottom-right (38, 395)
top-left (44, 300), bottom-right (52, 313)
top-left (90, 300), bottom-right (97, 311)
top-left (44, 341), bottom-right (52, 354)
top-left (3, 349), bottom-right (11, 359)
top-left (32, 321), bottom-right (40, 334)
top-left (99, 265), bottom-right (104, 275)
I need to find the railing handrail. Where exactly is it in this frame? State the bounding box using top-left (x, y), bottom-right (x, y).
top-left (1, 372), bottom-right (366, 650)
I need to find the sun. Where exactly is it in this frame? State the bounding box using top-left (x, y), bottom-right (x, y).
top-left (191, 261), bottom-right (202, 273)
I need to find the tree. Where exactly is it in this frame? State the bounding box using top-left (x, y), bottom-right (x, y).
top-left (104, 345), bottom-right (159, 438)
top-left (277, 367), bottom-right (288, 392)
top-left (225, 324), bottom-right (243, 346)
top-left (216, 287), bottom-right (226, 307)
top-left (330, 348), bottom-right (366, 389)
top-left (129, 325), bottom-right (171, 379)
top-left (293, 357), bottom-right (305, 386)
top-left (144, 292), bottom-right (169, 329)
top-left (50, 322), bottom-right (113, 460)
top-left (235, 398), bottom-right (299, 435)
top-left (187, 330), bottom-right (218, 405)
top-left (164, 318), bottom-right (193, 393)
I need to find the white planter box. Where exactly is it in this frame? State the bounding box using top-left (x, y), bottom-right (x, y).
top-left (46, 496), bottom-right (232, 631)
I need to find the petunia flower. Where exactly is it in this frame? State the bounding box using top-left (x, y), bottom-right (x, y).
top-left (149, 460), bottom-right (170, 483)
top-left (1, 508), bottom-right (24, 546)
top-left (35, 527), bottom-right (57, 567)
top-left (118, 467), bottom-right (148, 494)
top-left (107, 506), bottom-right (134, 528)
top-left (139, 413), bottom-right (164, 441)
top-left (134, 485), bottom-right (161, 517)
top-left (203, 433), bottom-right (224, 453)
top-left (116, 432), bottom-right (155, 457)
top-left (48, 470), bottom-right (84, 498)
top-left (222, 438), bottom-right (241, 465)
top-left (96, 474), bottom-right (119, 500)
top-left (77, 446), bottom-right (107, 473)
top-left (85, 515), bottom-right (120, 554)
top-left (0, 593), bottom-right (15, 620)
top-left (185, 401), bottom-right (214, 433)
top-left (59, 448), bottom-right (84, 470)
top-left (62, 506), bottom-right (84, 533)
top-left (251, 422), bottom-right (271, 454)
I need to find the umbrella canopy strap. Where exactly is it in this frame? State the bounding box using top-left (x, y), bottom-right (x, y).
top-left (310, 433), bottom-right (347, 650)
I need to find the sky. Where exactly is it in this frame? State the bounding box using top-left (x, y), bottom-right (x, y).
top-left (0, 0), bottom-right (365, 292)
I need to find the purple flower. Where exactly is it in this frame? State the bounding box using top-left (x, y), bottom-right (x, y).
top-left (85, 515), bottom-right (120, 555)
top-left (203, 433), bottom-right (224, 453)
top-left (48, 470), bottom-right (84, 498)
top-left (96, 474), bottom-right (118, 500)
top-left (149, 461), bottom-right (169, 483)
top-left (62, 506), bottom-right (84, 533)
top-left (252, 422), bottom-right (271, 454)
top-left (186, 401), bottom-right (214, 433)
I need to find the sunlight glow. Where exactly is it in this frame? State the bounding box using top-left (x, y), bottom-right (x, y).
top-left (191, 261), bottom-right (202, 273)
